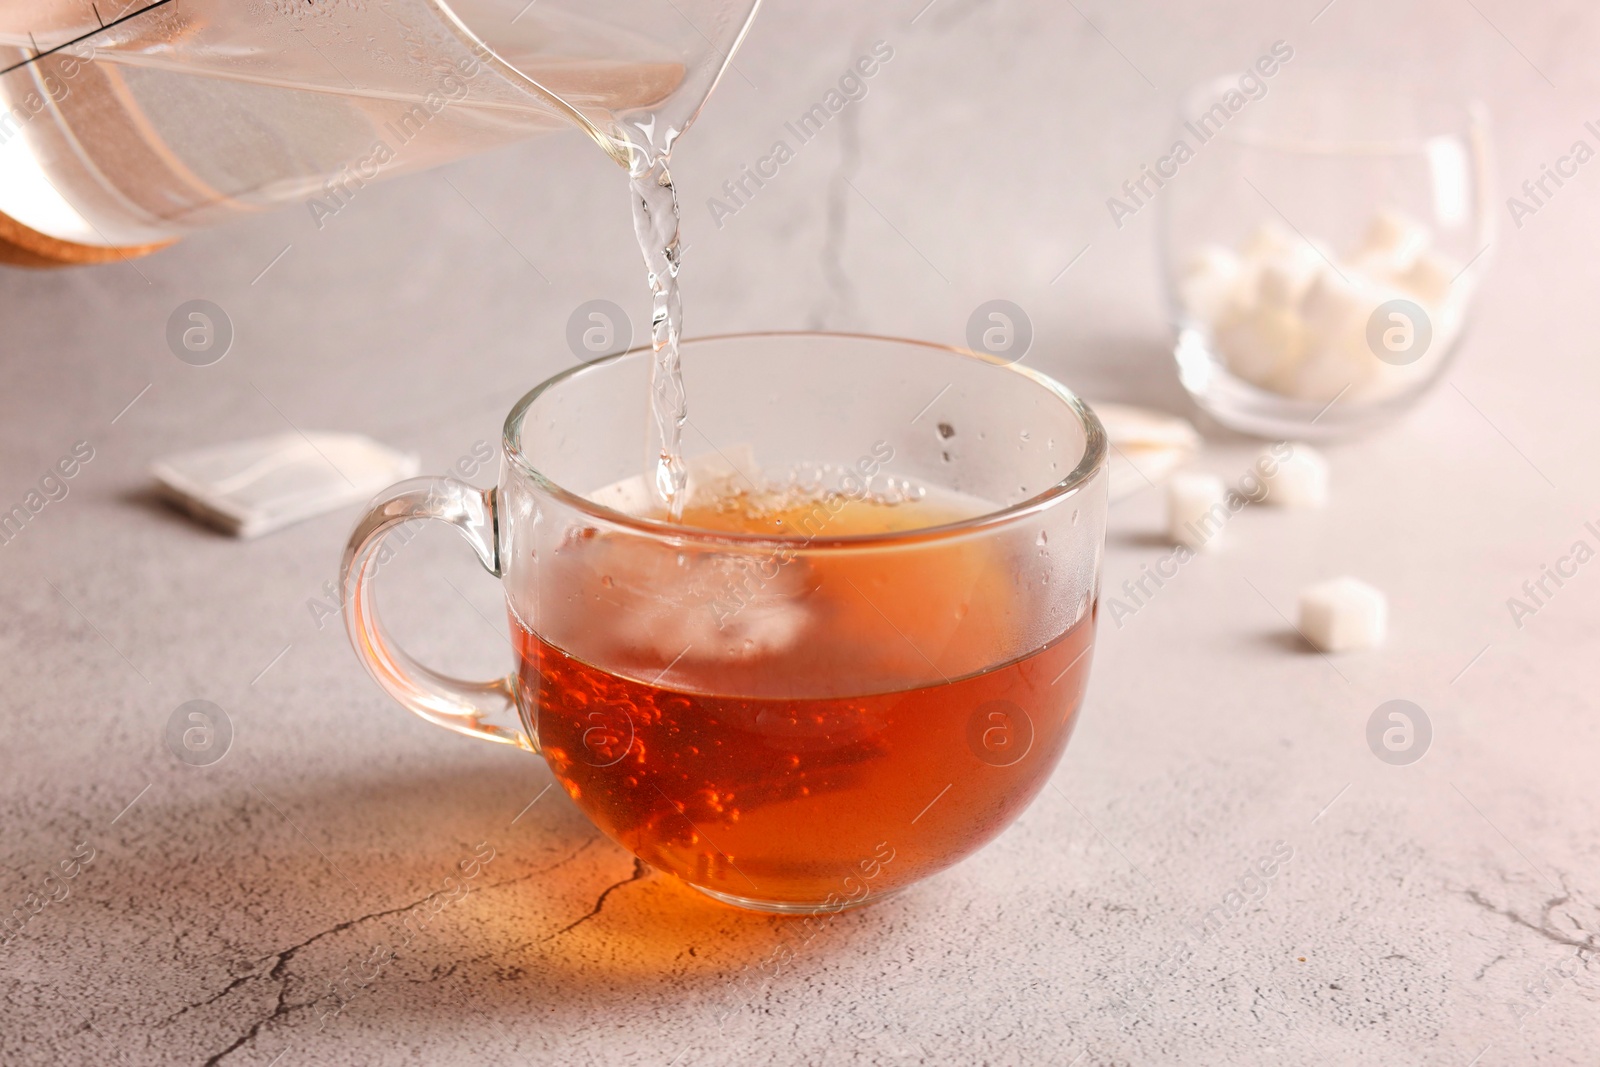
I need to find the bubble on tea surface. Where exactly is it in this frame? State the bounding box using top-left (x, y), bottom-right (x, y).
top-left (557, 511), bottom-right (813, 670)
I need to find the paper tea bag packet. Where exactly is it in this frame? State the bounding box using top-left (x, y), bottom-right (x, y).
top-left (152, 433), bottom-right (419, 538)
top-left (1091, 402), bottom-right (1201, 502)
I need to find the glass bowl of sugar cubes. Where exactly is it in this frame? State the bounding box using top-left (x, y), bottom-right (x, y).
top-left (1158, 72), bottom-right (1494, 438)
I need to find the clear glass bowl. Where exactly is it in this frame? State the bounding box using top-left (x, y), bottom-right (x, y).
top-left (1158, 73), bottom-right (1494, 439)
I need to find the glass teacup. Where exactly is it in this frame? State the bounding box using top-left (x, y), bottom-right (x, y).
top-left (342, 333), bottom-right (1107, 913)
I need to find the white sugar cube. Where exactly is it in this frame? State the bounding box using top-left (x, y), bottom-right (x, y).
top-left (1282, 342), bottom-right (1362, 404)
top-left (1214, 305), bottom-right (1306, 392)
top-left (1238, 224), bottom-right (1329, 296)
top-left (1298, 577), bottom-right (1386, 652)
top-left (1349, 209), bottom-right (1432, 278)
top-left (1238, 222), bottom-right (1299, 263)
top-left (1167, 471), bottom-right (1230, 550)
top-left (1298, 268), bottom-right (1369, 338)
top-left (1395, 250), bottom-right (1456, 309)
top-left (1179, 245), bottom-right (1244, 325)
top-left (1260, 443), bottom-right (1328, 508)
top-left (1256, 246), bottom-right (1327, 307)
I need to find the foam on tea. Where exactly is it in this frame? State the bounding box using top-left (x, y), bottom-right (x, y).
top-left (510, 469), bottom-right (1098, 907)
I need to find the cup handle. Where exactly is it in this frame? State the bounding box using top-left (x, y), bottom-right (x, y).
top-left (340, 476), bottom-right (534, 751)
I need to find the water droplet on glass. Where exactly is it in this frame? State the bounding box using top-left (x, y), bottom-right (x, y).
top-left (1020, 429), bottom-right (1031, 441)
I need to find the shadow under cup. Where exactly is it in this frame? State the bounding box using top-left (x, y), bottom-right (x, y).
top-left (501, 334), bottom-right (1108, 913)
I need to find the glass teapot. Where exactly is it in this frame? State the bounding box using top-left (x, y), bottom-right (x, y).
top-left (0, 0), bottom-right (758, 265)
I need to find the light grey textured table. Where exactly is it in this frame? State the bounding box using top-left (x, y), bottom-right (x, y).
top-left (2, 1), bottom-right (1598, 1064)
